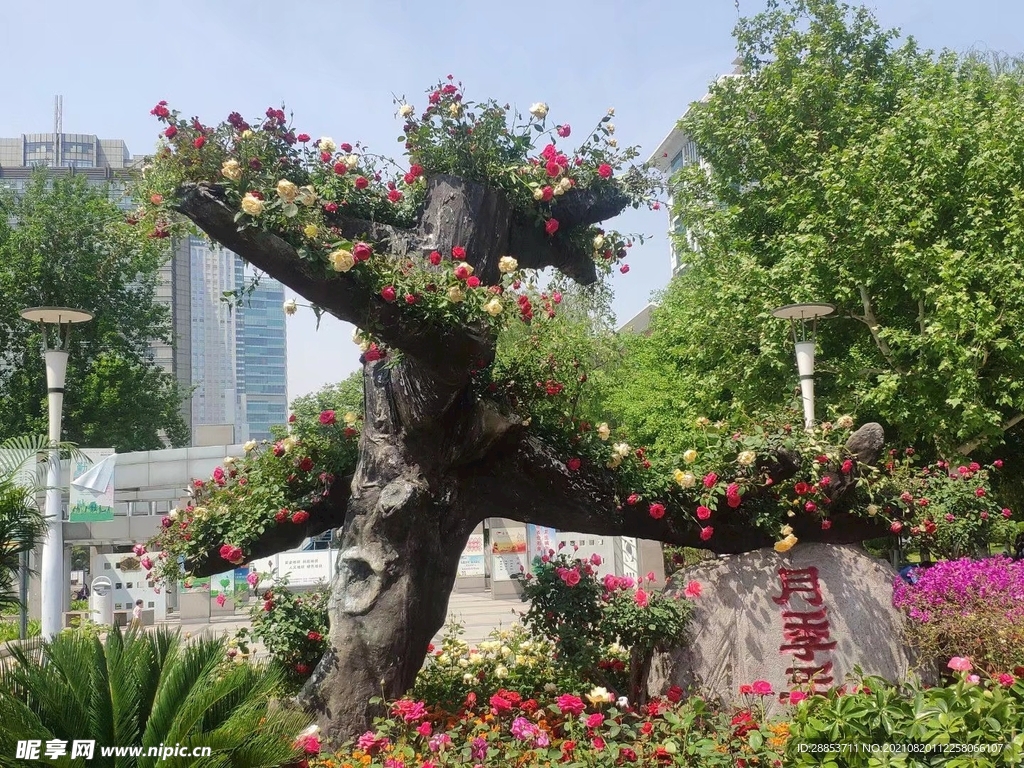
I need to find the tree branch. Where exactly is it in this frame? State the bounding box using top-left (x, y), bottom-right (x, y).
top-left (174, 182), bottom-right (492, 379)
top-left (188, 474), bottom-right (353, 578)
top-left (460, 425), bottom-right (890, 555)
top-left (957, 412), bottom-right (1024, 456)
top-left (854, 285), bottom-right (908, 375)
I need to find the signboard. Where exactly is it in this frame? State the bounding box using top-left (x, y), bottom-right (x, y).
top-left (70, 449), bottom-right (116, 522)
top-left (211, 572), bottom-right (234, 603)
top-left (180, 575), bottom-right (211, 593)
top-left (92, 553), bottom-right (167, 620)
top-left (234, 568), bottom-right (251, 597)
top-left (490, 523), bottom-right (527, 581)
top-left (273, 551), bottom-right (333, 588)
top-left (526, 524), bottom-right (558, 574)
top-left (457, 532), bottom-right (486, 578)
top-left (619, 537), bottom-right (639, 580)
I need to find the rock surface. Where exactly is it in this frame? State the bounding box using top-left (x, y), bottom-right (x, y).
top-left (650, 543), bottom-right (918, 707)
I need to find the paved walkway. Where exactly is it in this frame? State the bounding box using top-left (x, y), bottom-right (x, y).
top-left (167, 588), bottom-right (527, 661)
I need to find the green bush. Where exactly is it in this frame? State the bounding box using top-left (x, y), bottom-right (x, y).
top-left (0, 620), bottom-right (40, 643)
top-left (788, 670), bottom-right (1024, 766)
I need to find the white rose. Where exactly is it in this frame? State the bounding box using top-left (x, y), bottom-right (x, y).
top-left (529, 102), bottom-right (549, 119)
top-left (168, 509), bottom-right (179, 520)
top-left (596, 422), bottom-right (610, 441)
top-left (613, 442), bottom-right (631, 458)
top-left (243, 440), bottom-right (257, 453)
top-left (296, 185), bottom-right (317, 207)
top-left (345, 154), bottom-right (359, 170)
top-left (616, 696), bottom-right (630, 709)
top-left (544, 682), bottom-right (558, 693)
top-left (447, 286), bottom-right (465, 303)
top-left (283, 299), bottom-right (298, 315)
top-left (606, 123), bottom-right (615, 134)
top-left (593, 235), bottom-right (605, 250)
top-left (683, 449), bottom-right (698, 464)
top-left (498, 256), bottom-right (518, 274)
top-left (495, 665), bottom-right (508, 678)
top-left (533, 187), bottom-right (544, 201)
top-left (276, 179), bottom-right (299, 202)
top-left (737, 450), bottom-right (756, 467)
top-left (329, 249), bottom-right (355, 272)
top-left (836, 414), bottom-right (855, 429)
top-left (318, 137), bottom-right (336, 154)
top-left (607, 107), bottom-right (615, 116)
top-left (607, 138), bottom-right (618, 148)
top-left (221, 159), bottom-right (242, 182)
top-left (223, 456), bottom-right (235, 466)
top-left (484, 298), bottom-right (503, 317)
top-left (866, 504), bottom-right (879, 516)
top-left (463, 673), bottom-right (474, 684)
top-left (240, 193), bottom-right (264, 216)
top-left (399, 104), bottom-right (415, 118)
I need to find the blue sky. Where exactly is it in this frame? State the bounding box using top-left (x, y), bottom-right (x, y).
top-left (2, 0), bottom-right (1022, 400)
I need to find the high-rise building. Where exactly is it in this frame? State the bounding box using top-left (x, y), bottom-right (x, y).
top-left (1, 129), bottom-right (288, 443)
top-left (647, 58), bottom-right (744, 277)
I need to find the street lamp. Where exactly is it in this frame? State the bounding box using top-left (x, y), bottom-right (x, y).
top-left (20, 306), bottom-right (92, 639)
top-left (771, 302), bottom-right (836, 431)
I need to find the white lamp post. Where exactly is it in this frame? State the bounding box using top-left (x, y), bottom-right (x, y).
top-left (771, 303), bottom-right (836, 431)
top-left (20, 306), bottom-right (93, 639)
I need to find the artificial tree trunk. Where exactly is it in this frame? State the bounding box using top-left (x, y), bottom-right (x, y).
top-left (174, 175), bottom-right (894, 741)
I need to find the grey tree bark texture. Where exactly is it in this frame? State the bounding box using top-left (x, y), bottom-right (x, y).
top-left (175, 176), bottom-right (890, 741)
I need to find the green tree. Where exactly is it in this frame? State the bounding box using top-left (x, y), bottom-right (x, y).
top-left (0, 627), bottom-right (312, 766)
top-left (0, 438), bottom-right (46, 617)
top-left (288, 371), bottom-right (364, 430)
top-left (623, 0), bottom-right (1024, 460)
top-left (0, 173), bottom-right (189, 452)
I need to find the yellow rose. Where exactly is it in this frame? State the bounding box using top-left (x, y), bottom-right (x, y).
top-left (240, 193), bottom-right (264, 216)
top-left (607, 455), bottom-right (622, 469)
top-left (608, 138), bottom-right (618, 148)
top-left (613, 442), bottom-right (631, 458)
top-left (282, 436), bottom-right (297, 453)
top-left (343, 412), bottom-right (358, 425)
top-left (607, 123), bottom-right (615, 134)
top-left (449, 103), bottom-right (462, 118)
top-left (696, 417), bottom-right (711, 427)
top-left (596, 422), bottom-right (610, 441)
top-left (296, 185), bottom-right (317, 207)
top-left (593, 234), bottom-right (605, 250)
top-left (774, 534), bottom-right (798, 553)
top-left (498, 256), bottom-right (518, 274)
top-left (447, 286), bottom-right (465, 303)
top-left (586, 686), bottom-right (612, 705)
top-left (282, 299), bottom-right (298, 315)
top-left (780, 524), bottom-right (793, 536)
top-left (866, 504), bottom-right (879, 516)
top-left (241, 130), bottom-right (254, 139)
top-left (221, 159), bottom-right (242, 182)
top-left (276, 179), bottom-right (299, 202)
top-left (737, 450), bottom-right (756, 467)
top-left (836, 414), bottom-right (855, 429)
top-left (303, 224), bottom-right (319, 239)
top-left (529, 102), bottom-right (549, 119)
top-left (319, 137), bottom-right (336, 154)
top-left (399, 104), bottom-right (415, 118)
top-left (329, 249), bottom-right (355, 272)
top-left (243, 440), bottom-right (257, 452)
top-left (683, 449), bottom-right (698, 464)
top-left (483, 298), bottom-right (503, 316)
top-left (674, 470), bottom-right (696, 489)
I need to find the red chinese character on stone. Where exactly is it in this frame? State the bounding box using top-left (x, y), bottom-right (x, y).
top-left (772, 567), bottom-right (824, 606)
top-left (779, 609), bottom-right (837, 661)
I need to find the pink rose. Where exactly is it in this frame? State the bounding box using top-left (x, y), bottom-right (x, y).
top-left (752, 680), bottom-right (773, 696)
top-left (319, 410), bottom-right (336, 426)
top-left (947, 656), bottom-right (973, 672)
top-left (634, 588), bottom-right (649, 607)
top-left (586, 713), bottom-right (604, 729)
top-left (648, 502), bottom-right (666, 519)
top-left (696, 505), bottom-right (711, 520)
top-left (699, 526), bottom-right (714, 541)
top-left (684, 580), bottom-right (702, 598)
top-left (788, 690), bottom-right (808, 704)
top-left (703, 472), bottom-right (719, 488)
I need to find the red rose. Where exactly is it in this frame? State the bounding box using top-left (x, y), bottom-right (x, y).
top-left (150, 101), bottom-right (170, 118)
top-left (890, 520), bottom-right (904, 534)
top-left (405, 294), bottom-right (418, 304)
top-left (649, 503), bottom-right (666, 519)
top-left (619, 264), bottom-right (630, 274)
top-left (466, 276), bottom-right (481, 288)
top-left (298, 456), bottom-right (314, 472)
top-left (564, 569), bottom-right (581, 586)
top-left (193, 136), bottom-right (206, 149)
top-left (343, 426), bottom-right (358, 438)
top-left (423, 250), bottom-right (441, 266)
top-left (821, 519), bottom-right (832, 530)
top-left (323, 202), bottom-right (338, 213)
top-left (545, 218), bottom-right (559, 236)
top-left (340, 142), bottom-right (352, 152)
top-left (319, 410), bottom-right (336, 426)
top-left (700, 526), bottom-right (714, 541)
top-left (387, 189), bottom-right (403, 203)
top-left (381, 285), bottom-right (397, 302)
top-left (452, 246), bottom-right (466, 260)
top-left (297, 133), bottom-right (310, 142)
top-left (333, 162), bottom-right (348, 175)
top-left (994, 459), bottom-right (1004, 468)
top-left (164, 125), bottom-right (177, 139)
top-left (545, 161), bottom-right (560, 177)
top-left (275, 509), bottom-right (288, 523)
top-left (703, 472), bottom-right (719, 489)
top-left (320, 151), bottom-right (332, 163)
top-left (353, 242), bottom-right (372, 261)
top-left (295, 663), bottom-right (311, 675)
top-left (354, 176), bottom-right (369, 190)
top-left (364, 344), bottom-right (384, 362)
top-left (666, 685), bottom-right (683, 703)
top-left (627, 493), bottom-right (640, 505)
top-left (291, 510), bottom-right (310, 524)
top-left (403, 171), bottom-right (416, 185)
top-left (539, 185), bottom-right (554, 202)
top-left (557, 124), bottom-right (571, 137)
top-left (566, 458), bottom-right (582, 471)
top-left (805, 501), bottom-right (817, 512)
top-left (597, 163), bottom-right (613, 178)
top-left (307, 631), bottom-right (323, 642)
top-left (697, 505), bottom-right (711, 520)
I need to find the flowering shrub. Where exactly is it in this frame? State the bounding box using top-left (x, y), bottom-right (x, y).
top-left (412, 623), bottom-right (594, 712)
top-left (893, 556), bottom-right (1024, 675)
top-left (144, 409), bottom-right (359, 578)
top-left (312, 690), bottom-right (788, 767)
top-left (516, 549), bottom-right (693, 704)
top-left (787, 667), bottom-right (1024, 766)
top-left (235, 574), bottom-right (330, 687)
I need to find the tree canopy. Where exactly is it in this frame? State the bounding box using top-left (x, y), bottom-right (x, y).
top-left (0, 173), bottom-right (190, 451)
top-left (620, 0), bottom-right (1024, 462)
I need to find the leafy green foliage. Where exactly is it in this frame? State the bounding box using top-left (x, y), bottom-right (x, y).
top-left (635, 0), bottom-right (1024, 462)
top-left (288, 372), bottom-right (364, 432)
top-left (0, 626), bottom-right (311, 766)
top-left (787, 671), bottom-right (1024, 766)
top-left (0, 173), bottom-right (189, 451)
top-left (238, 575), bottom-right (329, 689)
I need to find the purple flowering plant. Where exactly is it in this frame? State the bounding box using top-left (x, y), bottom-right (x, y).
top-left (893, 556), bottom-right (1024, 675)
